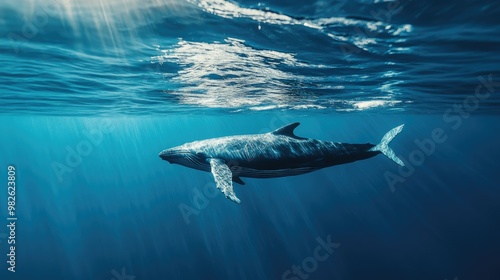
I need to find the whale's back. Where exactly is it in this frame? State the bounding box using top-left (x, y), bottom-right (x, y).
top-left (194, 133), bottom-right (351, 170)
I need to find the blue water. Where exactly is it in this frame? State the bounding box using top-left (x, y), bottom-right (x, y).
top-left (1, 0), bottom-right (500, 279)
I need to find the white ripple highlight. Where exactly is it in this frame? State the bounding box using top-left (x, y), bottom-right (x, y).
top-left (187, 0), bottom-right (322, 29)
top-left (154, 38), bottom-right (308, 109)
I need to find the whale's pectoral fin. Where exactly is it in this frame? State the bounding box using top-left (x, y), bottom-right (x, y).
top-left (208, 158), bottom-right (241, 204)
top-left (232, 176), bottom-right (245, 185)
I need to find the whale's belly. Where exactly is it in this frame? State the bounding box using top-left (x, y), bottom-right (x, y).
top-left (233, 165), bottom-right (324, 178)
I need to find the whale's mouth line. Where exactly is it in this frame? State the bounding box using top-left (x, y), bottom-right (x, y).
top-left (159, 150), bottom-right (203, 166)
top-left (159, 154), bottom-right (172, 161)
top-left (159, 150), bottom-right (189, 161)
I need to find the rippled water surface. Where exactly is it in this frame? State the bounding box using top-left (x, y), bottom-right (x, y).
top-left (1, 0), bottom-right (499, 114)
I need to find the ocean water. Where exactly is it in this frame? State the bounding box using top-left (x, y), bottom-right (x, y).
top-left (0, 0), bottom-right (499, 279)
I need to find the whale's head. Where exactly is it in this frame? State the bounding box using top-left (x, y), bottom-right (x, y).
top-left (159, 147), bottom-right (192, 163)
top-left (159, 145), bottom-right (209, 171)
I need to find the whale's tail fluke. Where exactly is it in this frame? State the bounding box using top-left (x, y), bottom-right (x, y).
top-left (370, 125), bottom-right (405, 166)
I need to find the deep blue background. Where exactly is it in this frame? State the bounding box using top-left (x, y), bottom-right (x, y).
top-left (0, 113), bottom-right (499, 280)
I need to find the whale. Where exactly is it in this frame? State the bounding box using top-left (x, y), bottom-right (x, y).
top-left (159, 122), bottom-right (404, 203)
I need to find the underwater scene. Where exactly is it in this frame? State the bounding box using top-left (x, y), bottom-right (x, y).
top-left (0, 0), bottom-right (499, 279)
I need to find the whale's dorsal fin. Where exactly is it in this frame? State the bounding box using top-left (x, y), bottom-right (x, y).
top-left (208, 158), bottom-right (241, 204)
top-left (271, 122), bottom-right (305, 140)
